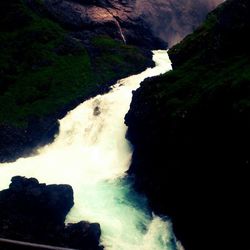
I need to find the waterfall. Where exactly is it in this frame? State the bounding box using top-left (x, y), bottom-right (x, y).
top-left (113, 19), bottom-right (126, 44)
top-left (0, 50), bottom-right (174, 250)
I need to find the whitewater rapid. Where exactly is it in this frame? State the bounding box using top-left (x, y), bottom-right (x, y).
top-left (0, 50), bottom-right (173, 250)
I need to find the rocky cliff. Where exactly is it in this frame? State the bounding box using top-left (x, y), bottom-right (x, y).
top-left (31, 0), bottom-right (166, 49)
top-left (39, 0), bottom-right (224, 48)
top-left (135, 0), bottom-right (224, 46)
top-left (0, 176), bottom-right (102, 249)
top-left (125, 0), bottom-right (249, 249)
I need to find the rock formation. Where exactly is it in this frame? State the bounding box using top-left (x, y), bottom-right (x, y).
top-left (37, 0), bottom-right (224, 48)
top-left (31, 0), bottom-right (166, 49)
top-left (0, 176), bottom-right (102, 250)
top-left (135, 0), bottom-right (224, 46)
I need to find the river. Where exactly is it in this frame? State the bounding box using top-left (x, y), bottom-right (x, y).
top-left (0, 50), bottom-right (175, 250)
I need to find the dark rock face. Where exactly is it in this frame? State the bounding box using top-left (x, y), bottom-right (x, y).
top-left (125, 0), bottom-right (249, 250)
top-left (39, 0), bottom-right (166, 49)
top-left (36, 0), bottom-right (224, 48)
top-left (0, 176), bottom-right (102, 250)
top-left (135, 0), bottom-right (224, 46)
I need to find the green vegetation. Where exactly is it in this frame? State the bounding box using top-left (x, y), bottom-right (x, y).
top-left (0, 0), bottom-right (149, 127)
top-left (147, 54), bottom-right (250, 120)
top-left (91, 36), bottom-right (149, 83)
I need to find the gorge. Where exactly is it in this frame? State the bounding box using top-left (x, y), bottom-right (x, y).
top-left (1, 0), bottom-right (247, 250)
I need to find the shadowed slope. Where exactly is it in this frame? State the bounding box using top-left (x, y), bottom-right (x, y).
top-left (126, 1), bottom-right (249, 249)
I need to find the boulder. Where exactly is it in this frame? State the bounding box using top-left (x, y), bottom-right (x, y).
top-left (0, 176), bottom-right (103, 250)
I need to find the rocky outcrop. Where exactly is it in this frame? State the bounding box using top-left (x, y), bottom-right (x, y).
top-left (0, 176), bottom-right (102, 250)
top-left (125, 0), bottom-right (249, 250)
